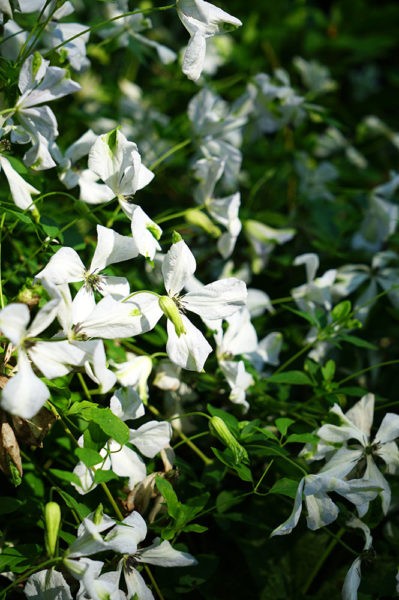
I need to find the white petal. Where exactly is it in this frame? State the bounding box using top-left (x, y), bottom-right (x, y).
top-left (137, 538), bottom-right (197, 567)
top-left (110, 387), bottom-right (144, 422)
top-left (108, 440), bottom-right (146, 489)
top-left (345, 393), bottom-right (375, 439)
top-left (72, 286), bottom-right (96, 324)
top-left (0, 302), bottom-right (29, 345)
top-left (182, 30), bottom-right (207, 81)
top-left (28, 298), bottom-right (60, 338)
top-left (130, 421), bottom-right (172, 458)
top-left (123, 566), bottom-right (154, 600)
top-left (29, 340), bottom-right (85, 379)
top-left (90, 225), bottom-right (139, 272)
top-left (162, 240), bottom-right (196, 297)
top-left (125, 204), bottom-right (161, 260)
top-left (375, 412), bottom-right (399, 444)
top-left (104, 509), bottom-right (147, 553)
top-left (342, 558), bottom-right (362, 600)
top-left (183, 278), bottom-right (247, 320)
top-left (305, 492), bottom-right (338, 530)
top-left (1, 351), bottom-right (49, 418)
top-left (166, 314), bottom-right (212, 371)
top-left (36, 247), bottom-right (85, 284)
top-left (24, 569), bottom-right (73, 600)
top-left (0, 156), bottom-right (40, 211)
top-left (271, 477), bottom-right (305, 536)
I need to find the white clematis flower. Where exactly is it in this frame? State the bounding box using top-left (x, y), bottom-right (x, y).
top-left (0, 301), bottom-right (84, 418)
top-left (36, 224), bottom-right (138, 322)
top-left (313, 393), bottom-right (399, 514)
top-left (176, 0), bottom-right (242, 81)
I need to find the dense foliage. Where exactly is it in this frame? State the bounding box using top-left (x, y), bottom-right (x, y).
top-left (0, 1), bottom-right (399, 598)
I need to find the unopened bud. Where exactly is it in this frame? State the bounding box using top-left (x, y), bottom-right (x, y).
top-left (185, 209), bottom-right (221, 238)
top-left (44, 501), bottom-right (61, 557)
top-left (209, 416), bottom-right (248, 464)
top-left (159, 296), bottom-right (186, 336)
top-left (93, 503), bottom-right (104, 525)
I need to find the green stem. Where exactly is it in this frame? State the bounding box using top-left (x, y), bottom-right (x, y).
top-left (155, 205), bottom-right (204, 225)
top-left (254, 460), bottom-right (274, 493)
top-left (77, 372), bottom-right (91, 400)
top-left (301, 528), bottom-right (345, 595)
top-left (246, 444), bottom-right (308, 476)
top-left (273, 342), bottom-right (314, 374)
top-left (43, 5), bottom-right (176, 59)
top-left (100, 482), bottom-right (124, 521)
top-left (337, 359), bottom-right (399, 385)
top-left (144, 564), bottom-right (166, 600)
top-left (149, 139), bottom-right (191, 171)
top-left (0, 213), bottom-right (6, 309)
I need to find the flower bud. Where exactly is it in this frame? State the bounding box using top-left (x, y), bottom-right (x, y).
top-left (185, 209), bottom-right (221, 238)
top-left (44, 501), bottom-right (61, 558)
top-left (159, 296), bottom-right (186, 337)
top-left (209, 416), bottom-right (248, 464)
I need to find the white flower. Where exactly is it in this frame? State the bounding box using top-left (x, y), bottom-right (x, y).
top-left (176, 0), bottom-right (242, 81)
top-left (0, 155), bottom-right (40, 211)
top-left (36, 224), bottom-right (138, 322)
top-left (24, 568), bottom-right (73, 600)
top-left (314, 393), bottom-right (399, 514)
top-left (342, 518), bottom-right (373, 600)
top-left (88, 129), bottom-right (154, 199)
top-left (291, 252), bottom-right (336, 314)
top-left (0, 301), bottom-right (84, 418)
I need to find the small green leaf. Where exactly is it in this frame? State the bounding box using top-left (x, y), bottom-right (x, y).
top-left (339, 335), bottom-right (378, 350)
top-left (331, 300), bottom-right (351, 321)
top-left (80, 407), bottom-right (129, 445)
top-left (93, 470), bottom-right (119, 484)
top-left (74, 447), bottom-right (104, 468)
top-left (49, 469), bottom-right (81, 487)
top-left (285, 433), bottom-right (319, 444)
top-left (275, 418), bottom-right (295, 436)
top-left (155, 476), bottom-right (180, 519)
top-left (269, 478), bottom-right (300, 499)
top-left (266, 371), bottom-right (312, 385)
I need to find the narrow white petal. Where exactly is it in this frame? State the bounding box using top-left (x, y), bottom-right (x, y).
top-left (375, 412), bottom-right (399, 444)
top-left (1, 351), bottom-right (49, 418)
top-left (108, 440), bottom-right (146, 489)
top-left (182, 30), bottom-right (207, 81)
top-left (0, 303), bottom-right (29, 345)
top-left (271, 477), bottom-right (305, 536)
top-left (24, 569), bottom-right (73, 600)
top-left (166, 314), bottom-right (212, 371)
top-left (345, 393), bottom-right (375, 439)
top-left (162, 240), bottom-right (196, 297)
top-left (104, 508), bottom-right (147, 553)
top-left (29, 340), bottom-right (85, 379)
top-left (137, 538), bottom-right (197, 567)
top-left (342, 558), bottom-right (362, 600)
top-left (0, 156), bottom-right (40, 211)
top-left (90, 224), bottom-right (138, 272)
top-left (124, 565), bottom-right (154, 600)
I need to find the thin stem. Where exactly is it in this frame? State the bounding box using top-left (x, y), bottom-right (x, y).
top-left (273, 342), bottom-right (314, 374)
top-left (148, 404), bottom-right (213, 465)
top-left (43, 5), bottom-right (176, 58)
top-left (337, 359), bottom-right (399, 385)
top-left (155, 205), bottom-right (204, 225)
top-left (77, 372), bottom-right (91, 400)
top-left (100, 482), bottom-right (124, 521)
top-left (246, 444), bottom-right (308, 476)
top-left (0, 213), bottom-right (6, 309)
top-left (149, 138), bottom-right (191, 171)
top-left (254, 460), bottom-right (274, 493)
top-left (301, 528), bottom-right (345, 595)
top-left (144, 564), bottom-right (166, 600)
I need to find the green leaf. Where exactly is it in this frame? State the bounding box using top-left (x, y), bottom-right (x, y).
top-left (321, 359), bottom-right (335, 382)
top-left (266, 371), bottom-right (312, 385)
top-left (331, 300), bottom-right (352, 321)
top-left (49, 469), bottom-right (81, 487)
top-left (216, 490), bottom-right (244, 514)
top-left (56, 490), bottom-right (91, 520)
top-left (339, 334), bottom-right (378, 350)
top-left (0, 497), bottom-right (25, 515)
top-left (80, 407), bottom-right (129, 445)
top-left (269, 477), bottom-right (300, 499)
top-left (155, 476), bottom-right (180, 519)
top-left (275, 417), bottom-right (295, 436)
top-left (93, 470), bottom-right (119, 484)
top-left (182, 524), bottom-right (208, 533)
top-left (285, 433), bottom-right (319, 444)
top-left (75, 447), bottom-right (104, 468)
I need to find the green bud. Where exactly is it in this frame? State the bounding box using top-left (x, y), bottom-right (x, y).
top-left (146, 222), bottom-right (162, 241)
top-left (159, 296), bottom-right (186, 336)
top-left (185, 209), bottom-right (221, 238)
top-left (32, 52), bottom-right (43, 77)
top-left (171, 231), bottom-right (182, 244)
top-left (209, 416), bottom-right (248, 464)
top-left (44, 501), bottom-right (61, 558)
top-left (93, 503), bottom-right (104, 525)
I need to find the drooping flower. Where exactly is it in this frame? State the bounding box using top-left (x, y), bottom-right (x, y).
top-left (176, 0), bottom-right (242, 81)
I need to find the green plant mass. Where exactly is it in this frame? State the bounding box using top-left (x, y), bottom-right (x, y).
top-left (0, 1), bottom-right (399, 598)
